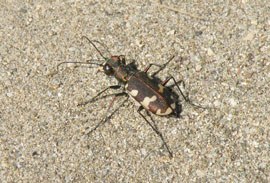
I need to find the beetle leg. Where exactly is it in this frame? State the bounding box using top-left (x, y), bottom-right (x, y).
top-left (143, 63), bottom-right (163, 73)
top-left (86, 93), bottom-right (128, 136)
top-left (162, 76), bottom-right (188, 102)
top-left (119, 55), bottom-right (126, 64)
top-left (143, 56), bottom-right (175, 76)
top-left (137, 106), bottom-right (173, 158)
top-left (82, 92), bottom-right (127, 105)
top-left (78, 85), bottom-right (122, 106)
top-left (164, 76), bottom-right (205, 109)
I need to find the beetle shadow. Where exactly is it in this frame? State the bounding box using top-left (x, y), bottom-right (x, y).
top-left (156, 78), bottom-right (183, 118)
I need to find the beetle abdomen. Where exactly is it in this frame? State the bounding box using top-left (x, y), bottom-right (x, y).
top-left (125, 72), bottom-right (175, 116)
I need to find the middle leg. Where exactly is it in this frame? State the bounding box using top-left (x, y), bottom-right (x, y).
top-left (86, 92), bottom-right (128, 136)
top-left (143, 56), bottom-right (175, 77)
top-left (78, 85), bottom-right (122, 106)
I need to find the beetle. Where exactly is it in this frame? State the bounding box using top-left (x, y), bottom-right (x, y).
top-left (57, 36), bottom-right (197, 158)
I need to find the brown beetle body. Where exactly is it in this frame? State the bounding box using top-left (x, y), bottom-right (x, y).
top-left (67, 37), bottom-right (190, 157)
top-left (101, 55), bottom-right (177, 116)
top-left (125, 72), bottom-right (175, 116)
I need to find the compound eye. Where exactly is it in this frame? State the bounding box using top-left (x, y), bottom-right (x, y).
top-left (103, 64), bottom-right (114, 75)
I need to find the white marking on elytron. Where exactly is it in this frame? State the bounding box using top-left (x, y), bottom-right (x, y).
top-left (129, 90), bottom-right (139, 97)
top-left (158, 84), bottom-right (164, 93)
top-left (141, 95), bottom-right (157, 110)
top-left (156, 107), bottom-right (173, 116)
top-left (170, 103), bottom-right (176, 109)
top-left (125, 83), bottom-right (128, 89)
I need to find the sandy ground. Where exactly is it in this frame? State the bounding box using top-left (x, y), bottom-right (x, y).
top-left (0, 0), bottom-right (269, 182)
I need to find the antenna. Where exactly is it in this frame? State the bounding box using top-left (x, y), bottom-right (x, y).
top-left (82, 36), bottom-right (107, 60)
top-left (57, 61), bottom-right (102, 72)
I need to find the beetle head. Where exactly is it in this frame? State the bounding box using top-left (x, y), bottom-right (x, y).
top-left (101, 55), bottom-right (126, 76)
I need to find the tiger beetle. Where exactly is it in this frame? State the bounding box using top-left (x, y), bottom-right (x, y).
top-left (57, 36), bottom-right (200, 158)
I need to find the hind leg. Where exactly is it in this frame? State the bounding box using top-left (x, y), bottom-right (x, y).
top-left (137, 106), bottom-right (173, 158)
top-left (162, 76), bottom-right (206, 109)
